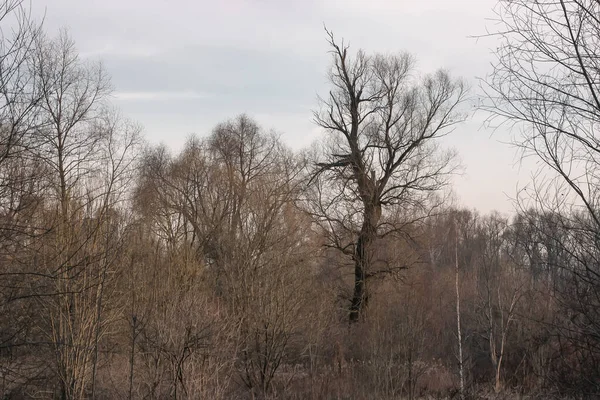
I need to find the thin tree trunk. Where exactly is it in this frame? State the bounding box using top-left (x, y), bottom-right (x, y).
top-left (455, 222), bottom-right (465, 399)
top-left (495, 355), bottom-right (502, 393)
top-left (91, 264), bottom-right (107, 399)
top-left (129, 315), bottom-right (137, 400)
top-left (128, 256), bottom-right (138, 400)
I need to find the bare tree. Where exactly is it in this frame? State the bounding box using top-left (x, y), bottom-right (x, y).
top-left (483, 0), bottom-right (600, 392)
top-left (136, 115), bottom-right (315, 398)
top-left (0, 2), bottom-right (45, 395)
top-left (23, 30), bottom-right (138, 399)
top-left (473, 214), bottom-right (526, 393)
top-left (0, 0), bottom-right (42, 162)
top-left (311, 30), bottom-right (467, 322)
top-left (454, 217), bottom-right (465, 400)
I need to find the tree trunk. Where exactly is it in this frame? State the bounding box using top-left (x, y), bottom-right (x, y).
top-left (455, 222), bottom-right (465, 399)
top-left (349, 230), bottom-right (369, 322)
top-left (494, 358), bottom-right (502, 393)
top-left (128, 315), bottom-right (137, 400)
top-left (349, 202), bottom-right (380, 322)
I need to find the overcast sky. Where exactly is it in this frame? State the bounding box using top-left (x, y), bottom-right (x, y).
top-left (31, 0), bottom-right (535, 214)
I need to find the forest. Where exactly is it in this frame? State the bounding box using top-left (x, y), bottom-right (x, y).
top-left (0, 0), bottom-right (599, 399)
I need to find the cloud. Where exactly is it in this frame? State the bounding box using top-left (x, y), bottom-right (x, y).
top-left (113, 91), bottom-right (210, 101)
top-left (80, 44), bottom-right (160, 59)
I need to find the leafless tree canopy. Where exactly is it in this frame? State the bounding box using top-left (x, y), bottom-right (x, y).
top-left (311, 30), bottom-right (466, 321)
top-left (483, 0), bottom-right (600, 217)
top-left (483, 0), bottom-right (600, 394)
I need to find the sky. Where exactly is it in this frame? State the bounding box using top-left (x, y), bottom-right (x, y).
top-left (30, 0), bottom-right (536, 214)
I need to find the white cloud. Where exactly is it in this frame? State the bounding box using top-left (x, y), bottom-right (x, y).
top-left (113, 91), bottom-right (209, 101)
top-left (80, 44), bottom-right (161, 59)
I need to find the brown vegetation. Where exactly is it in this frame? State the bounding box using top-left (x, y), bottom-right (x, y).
top-left (0, 0), bottom-right (599, 398)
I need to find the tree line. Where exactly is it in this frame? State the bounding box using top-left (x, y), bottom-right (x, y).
top-left (0, 0), bottom-right (599, 398)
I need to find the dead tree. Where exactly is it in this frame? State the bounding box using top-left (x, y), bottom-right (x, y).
top-left (311, 30), bottom-right (467, 322)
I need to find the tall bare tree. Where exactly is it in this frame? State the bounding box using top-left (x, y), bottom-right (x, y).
top-left (0, 1), bottom-right (45, 395)
top-left (25, 30), bottom-right (139, 399)
top-left (483, 0), bottom-right (600, 392)
top-left (311, 30), bottom-right (467, 322)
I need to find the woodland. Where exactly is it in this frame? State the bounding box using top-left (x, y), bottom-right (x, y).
top-left (0, 0), bottom-right (599, 399)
